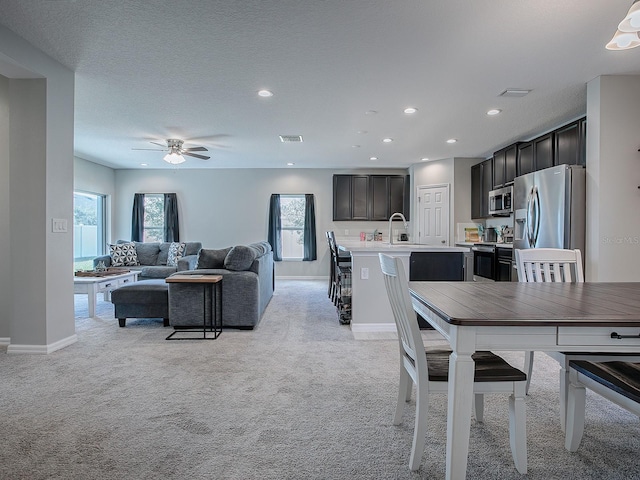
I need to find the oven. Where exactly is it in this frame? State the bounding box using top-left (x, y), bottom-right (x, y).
top-left (472, 244), bottom-right (496, 281)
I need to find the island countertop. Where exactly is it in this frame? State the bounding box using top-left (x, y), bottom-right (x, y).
top-left (336, 239), bottom-right (470, 253)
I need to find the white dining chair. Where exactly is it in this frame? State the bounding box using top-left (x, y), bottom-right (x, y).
top-left (516, 248), bottom-right (640, 431)
top-left (515, 248), bottom-right (585, 395)
top-left (379, 253), bottom-right (527, 474)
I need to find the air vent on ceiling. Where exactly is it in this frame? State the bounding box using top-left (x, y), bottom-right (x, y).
top-left (279, 135), bottom-right (303, 143)
top-left (499, 89), bottom-right (531, 98)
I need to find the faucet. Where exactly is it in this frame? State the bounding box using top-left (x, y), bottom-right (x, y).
top-left (388, 212), bottom-right (408, 244)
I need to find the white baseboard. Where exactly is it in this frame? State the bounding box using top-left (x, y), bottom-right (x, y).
top-left (0, 337), bottom-right (10, 346)
top-left (275, 276), bottom-right (327, 280)
top-left (350, 323), bottom-right (396, 333)
top-left (7, 334), bottom-right (78, 354)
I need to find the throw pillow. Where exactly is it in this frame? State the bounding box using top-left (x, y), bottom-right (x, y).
top-left (109, 242), bottom-right (139, 267)
top-left (167, 242), bottom-right (186, 267)
top-left (196, 247), bottom-right (231, 269)
top-left (224, 245), bottom-right (257, 271)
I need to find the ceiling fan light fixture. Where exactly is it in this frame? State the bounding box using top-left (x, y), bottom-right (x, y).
top-left (606, 29), bottom-right (640, 50)
top-left (163, 152), bottom-right (186, 164)
top-left (618, 0), bottom-right (640, 32)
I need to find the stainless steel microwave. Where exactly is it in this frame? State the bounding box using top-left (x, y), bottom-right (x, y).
top-left (489, 185), bottom-right (513, 216)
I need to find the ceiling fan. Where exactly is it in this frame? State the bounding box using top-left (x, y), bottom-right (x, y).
top-left (133, 139), bottom-right (210, 164)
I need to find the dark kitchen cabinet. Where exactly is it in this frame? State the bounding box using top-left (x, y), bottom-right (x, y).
top-left (517, 141), bottom-right (534, 177)
top-left (496, 247), bottom-right (512, 282)
top-left (333, 174), bottom-right (408, 221)
top-left (554, 118), bottom-right (586, 167)
top-left (471, 158), bottom-right (493, 219)
top-left (493, 144), bottom-right (518, 188)
top-left (351, 175), bottom-right (369, 220)
top-left (533, 132), bottom-right (554, 171)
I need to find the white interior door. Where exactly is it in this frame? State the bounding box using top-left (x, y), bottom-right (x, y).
top-left (417, 184), bottom-right (450, 245)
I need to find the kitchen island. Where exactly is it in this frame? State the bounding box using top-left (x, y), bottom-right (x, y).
top-left (336, 240), bottom-right (470, 336)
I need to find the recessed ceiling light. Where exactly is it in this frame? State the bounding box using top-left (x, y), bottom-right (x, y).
top-left (352, 145), bottom-right (361, 148)
top-left (382, 138), bottom-right (394, 143)
top-left (287, 162), bottom-right (295, 166)
top-left (140, 163), bottom-right (148, 166)
top-left (421, 157), bottom-right (429, 162)
top-left (404, 107), bottom-right (418, 114)
top-left (357, 130), bottom-right (368, 134)
top-left (258, 89), bottom-right (273, 97)
top-left (370, 156), bottom-right (378, 161)
top-left (487, 109), bottom-right (502, 116)
top-left (365, 110), bottom-right (378, 115)
top-left (446, 138), bottom-right (457, 144)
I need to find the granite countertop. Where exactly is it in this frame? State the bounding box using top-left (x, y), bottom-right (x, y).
top-left (336, 239), bottom-right (470, 253)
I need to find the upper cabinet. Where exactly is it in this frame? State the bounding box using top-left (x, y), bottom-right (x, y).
top-left (333, 174), bottom-right (409, 221)
top-left (471, 158), bottom-right (493, 219)
top-left (533, 132), bottom-right (554, 171)
top-left (493, 144), bottom-right (518, 188)
top-left (554, 118), bottom-right (586, 167)
top-left (517, 141), bottom-right (534, 177)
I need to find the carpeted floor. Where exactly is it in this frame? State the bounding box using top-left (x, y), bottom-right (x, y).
top-left (1, 280), bottom-right (639, 479)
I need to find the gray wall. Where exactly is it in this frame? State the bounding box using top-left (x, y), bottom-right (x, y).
top-left (112, 168), bottom-right (408, 278)
top-left (0, 76), bottom-right (9, 340)
top-left (586, 75), bottom-right (640, 281)
top-left (0, 25), bottom-right (75, 351)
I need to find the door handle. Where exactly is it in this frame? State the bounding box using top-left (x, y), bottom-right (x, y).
top-left (610, 332), bottom-right (640, 340)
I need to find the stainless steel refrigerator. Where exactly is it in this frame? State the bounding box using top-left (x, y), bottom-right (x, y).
top-left (513, 164), bottom-right (586, 254)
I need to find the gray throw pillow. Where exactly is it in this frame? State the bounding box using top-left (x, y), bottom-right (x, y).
top-left (224, 245), bottom-right (257, 271)
top-left (196, 247), bottom-right (232, 269)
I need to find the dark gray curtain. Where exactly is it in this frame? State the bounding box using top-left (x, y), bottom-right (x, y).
top-left (303, 194), bottom-right (317, 261)
top-left (131, 193), bottom-right (145, 241)
top-left (164, 193), bottom-right (180, 242)
top-left (268, 194), bottom-right (282, 261)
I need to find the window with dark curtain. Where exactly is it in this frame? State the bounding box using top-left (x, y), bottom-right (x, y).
top-left (268, 193), bottom-right (316, 262)
top-left (268, 194), bottom-right (282, 261)
top-left (131, 193), bottom-right (180, 242)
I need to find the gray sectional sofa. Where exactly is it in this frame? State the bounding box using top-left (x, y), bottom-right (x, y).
top-left (94, 241), bottom-right (202, 280)
top-left (167, 241), bottom-right (274, 329)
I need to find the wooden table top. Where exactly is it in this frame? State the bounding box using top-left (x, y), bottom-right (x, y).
top-left (165, 274), bottom-right (223, 283)
top-left (408, 282), bottom-right (640, 327)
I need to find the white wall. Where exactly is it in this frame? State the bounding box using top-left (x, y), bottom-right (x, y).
top-left (74, 156), bottom-right (116, 244)
top-left (586, 75), bottom-right (640, 281)
top-left (0, 76), bottom-right (9, 341)
top-left (0, 25), bottom-right (75, 352)
top-left (113, 167), bottom-right (407, 278)
top-left (410, 157), bottom-right (482, 244)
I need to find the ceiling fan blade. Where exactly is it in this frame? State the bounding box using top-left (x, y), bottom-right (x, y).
top-left (132, 148), bottom-right (167, 151)
top-left (150, 141), bottom-right (167, 148)
top-left (183, 152), bottom-right (210, 160)
top-left (182, 146), bottom-right (208, 152)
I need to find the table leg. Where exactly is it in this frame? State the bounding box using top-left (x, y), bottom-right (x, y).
top-left (87, 284), bottom-right (97, 317)
top-left (446, 330), bottom-right (476, 480)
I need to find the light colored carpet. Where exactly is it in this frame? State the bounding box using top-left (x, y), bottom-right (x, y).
top-left (1, 280), bottom-right (639, 479)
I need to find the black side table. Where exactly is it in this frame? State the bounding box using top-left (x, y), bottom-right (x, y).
top-left (165, 274), bottom-right (222, 340)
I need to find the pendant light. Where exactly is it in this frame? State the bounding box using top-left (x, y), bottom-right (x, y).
top-left (607, 0), bottom-right (640, 50)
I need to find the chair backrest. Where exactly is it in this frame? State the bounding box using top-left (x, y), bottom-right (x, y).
top-left (379, 253), bottom-right (427, 383)
top-left (515, 248), bottom-right (584, 283)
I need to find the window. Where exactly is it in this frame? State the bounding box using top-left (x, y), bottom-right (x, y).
top-left (142, 194), bottom-right (164, 242)
top-left (73, 191), bottom-right (106, 271)
top-left (132, 193), bottom-right (180, 242)
top-left (280, 195), bottom-right (306, 259)
top-left (268, 194), bottom-right (316, 261)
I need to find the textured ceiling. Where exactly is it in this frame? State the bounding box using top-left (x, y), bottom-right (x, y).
top-left (0, 0), bottom-right (638, 169)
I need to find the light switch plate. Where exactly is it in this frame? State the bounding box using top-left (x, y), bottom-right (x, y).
top-left (360, 267), bottom-right (369, 280)
top-left (52, 218), bottom-right (68, 233)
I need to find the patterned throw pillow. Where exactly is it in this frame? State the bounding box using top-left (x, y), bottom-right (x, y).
top-left (109, 242), bottom-right (139, 267)
top-left (167, 242), bottom-right (186, 267)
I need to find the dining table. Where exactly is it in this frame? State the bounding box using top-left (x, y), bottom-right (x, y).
top-left (408, 281), bottom-right (640, 480)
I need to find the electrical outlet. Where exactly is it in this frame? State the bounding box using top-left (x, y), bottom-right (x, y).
top-left (361, 267), bottom-right (369, 280)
